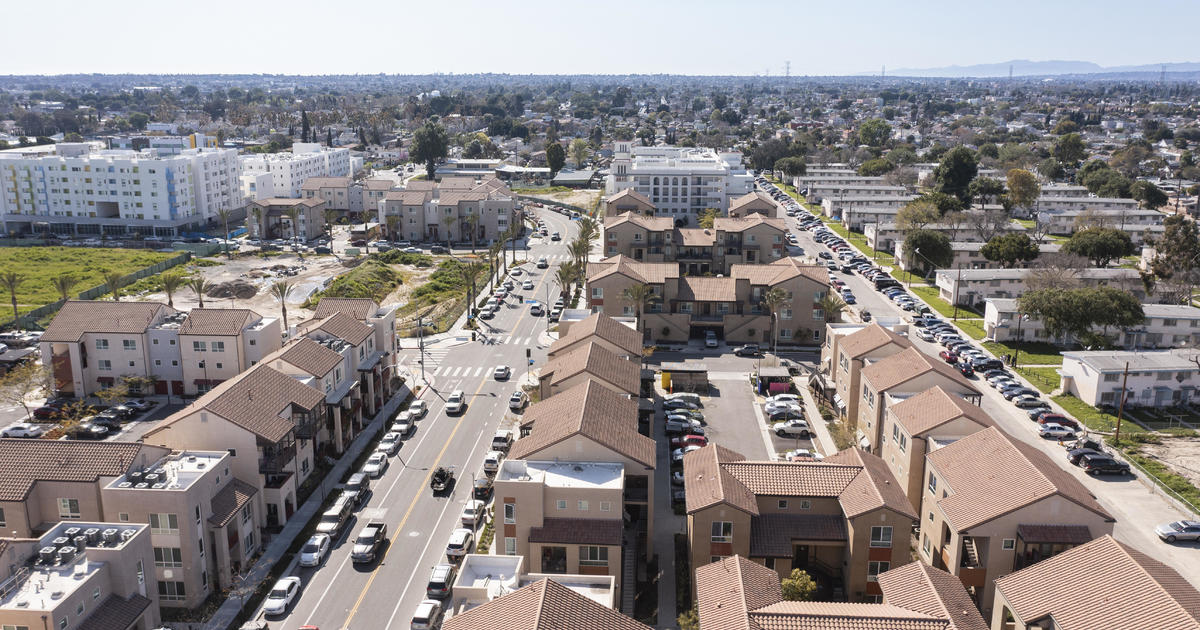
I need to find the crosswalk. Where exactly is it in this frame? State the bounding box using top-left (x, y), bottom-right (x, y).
top-left (401, 334), bottom-right (539, 378)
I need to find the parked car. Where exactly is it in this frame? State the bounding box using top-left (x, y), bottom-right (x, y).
top-left (1078, 453), bottom-right (1132, 476)
top-left (68, 422), bottom-right (109, 440)
top-left (1155, 520), bottom-right (1200, 543)
top-left (392, 419), bottom-right (416, 438)
top-left (262, 577), bottom-right (302, 616)
top-left (1012, 395), bottom-right (1047, 409)
top-left (508, 391), bottom-right (527, 410)
top-left (705, 330), bottom-right (719, 348)
top-left (1067, 447), bottom-right (1104, 466)
top-left (663, 398), bottom-right (700, 411)
top-left (916, 328), bottom-right (937, 341)
top-left (764, 401), bottom-right (804, 416)
top-left (298, 534), bottom-right (331, 567)
top-left (426, 564), bottom-right (458, 600)
top-left (362, 452), bottom-right (389, 478)
top-left (407, 400), bottom-right (428, 419)
top-left (446, 528), bottom-right (475, 558)
top-left (1039, 423), bottom-right (1077, 440)
top-left (411, 599), bottom-right (444, 630)
top-left (734, 344), bottom-right (761, 356)
top-left (665, 418), bottom-right (703, 434)
top-left (460, 499), bottom-right (487, 528)
top-left (958, 363), bottom-right (975, 377)
top-left (938, 350), bottom-right (958, 364)
top-left (376, 432), bottom-right (402, 456)
top-left (1, 423), bottom-right (44, 438)
top-left (766, 393), bottom-right (801, 405)
top-left (773, 419), bottom-right (811, 438)
top-left (671, 434), bottom-right (708, 448)
top-left (671, 445), bottom-right (702, 462)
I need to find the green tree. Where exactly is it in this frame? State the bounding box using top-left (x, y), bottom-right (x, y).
top-left (981, 233), bottom-right (1040, 268)
top-left (270, 280), bottom-right (293, 336)
top-left (1151, 214), bottom-right (1200, 286)
top-left (620, 284), bottom-right (660, 342)
top-left (968, 176), bottom-right (1004, 208)
top-left (781, 568), bottom-right (818, 601)
top-left (545, 142), bottom-right (566, 175)
top-left (761, 287), bottom-right (790, 350)
top-left (857, 118), bottom-right (891, 148)
top-left (1062, 227), bottom-right (1136, 267)
top-left (1131, 180), bottom-right (1168, 209)
top-left (1006, 168), bottom-right (1041, 209)
top-left (774, 156), bottom-right (807, 178)
top-left (127, 112), bottom-right (149, 131)
top-left (916, 191), bottom-right (965, 216)
top-left (698, 209), bottom-right (719, 229)
top-left (50, 274), bottom-right (78, 302)
top-left (554, 261), bottom-right (578, 299)
top-left (933, 146), bottom-right (978, 206)
top-left (411, 121), bottom-right (449, 180)
top-left (161, 272), bottom-right (185, 309)
top-left (1039, 158), bottom-right (1066, 181)
top-left (1019, 287), bottom-right (1143, 342)
top-left (188, 277), bottom-right (211, 308)
top-left (300, 109), bottom-right (310, 143)
top-left (569, 138), bottom-right (589, 168)
top-left (1052, 132), bottom-right (1086, 166)
top-left (677, 605), bottom-right (699, 630)
top-left (895, 199), bottom-right (941, 232)
top-left (902, 229), bottom-right (953, 274)
top-left (101, 270), bottom-right (125, 301)
top-left (216, 208), bottom-right (233, 259)
top-left (325, 209), bottom-right (339, 241)
top-left (857, 158), bottom-right (895, 176)
top-left (0, 272), bottom-right (24, 320)
top-left (1052, 119), bottom-right (1080, 135)
top-left (817, 292), bottom-right (848, 324)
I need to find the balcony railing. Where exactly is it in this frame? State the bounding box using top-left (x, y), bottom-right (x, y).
top-left (258, 444), bottom-right (296, 474)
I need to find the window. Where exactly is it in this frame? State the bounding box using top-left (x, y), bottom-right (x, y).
top-left (892, 423), bottom-right (899, 443)
top-left (4, 624), bottom-right (31, 630)
top-left (154, 547), bottom-right (183, 567)
top-left (503, 503), bottom-right (516, 524)
top-left (922, 534), bottom-right (931, 554)
top-left (799, 500), bottom-right (811, 510)
top-left (158, 581), bottom-right (186, 601)
top-left (812, 308), bottom-right (825, 321)
top-left (577, 500), bottom-right (589, 511)
top-left (245, 531), bottom-right (255, 551)
top-left (60, 621), bottom-right (67, 630)
top-left (600, 501), bottom-right (612, 512)
top-left (215, 363), bottom-right (223, 369)
top-left (899, 434), bottom-right (907, 453)
top-left (122, 339), bottom-right (136, 351)
top-left (93, 588), bottom-right (100, 600)
top-left (865, 595), bottom-right (883, 604)
top-left (504, 537), bottom-right (517, 555)
top-left (58, 498), bottom-right (80, 519)
top-left (241, 504), bottom-right (252, 524)
top-left (1103, 373), bottom-right (1120, 382)
top-left (556, 500), bottom-right (567, 511)
top-left (928, 472), bottom-right (937, 494)
top-left (150, 513), bottom-right (179, 534)
top-left (98, 359), bottom-right (112, 371)
top-left (579, 546), bottom-right (608, 567)
top-left (870, 526), bottom-right (893, 548)
top-left (867, 561), bottom-right (890, 582)
top-left (0, 508), bottom-right (5, 527)
top-left (711, 521), bottom-right (733, 543)
top-left (212, 341), bottom-right (225, 352)
top-left (193, 341), bottom-right (206, 352)
top-left (1002, 538), bottom-right (1016, 550)
top-left (95, 339), bottom-right (109, 350)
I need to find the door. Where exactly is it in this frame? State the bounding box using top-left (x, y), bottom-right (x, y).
top-left (793, 545), bottom-right (809, 570)
top-left (540, 546), bottom-right (567, 573)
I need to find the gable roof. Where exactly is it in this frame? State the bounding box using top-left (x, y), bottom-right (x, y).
top-left (311, 297), bottom-right (380, 321)
top-left (927, 427), bottom-right (1112, 531)
top-left (749, 602), bottom-right (946, 630)
top-left (889, 387), bottom-right (995, 437)
top-left (541, 342), bottom-right (640, 395)
top-left (586, 256), bottom-right (679, 285)
top-left (678, 276), bottom-right (737, 302)
top-left (0, 439), bottom-right (161, 501)
top-left (606, 188), bottom-right (654, 208)
top-left (728, 190), bottom-right (778, 213)
top-left (603, 211), bottom-right (673, 232)
top-left (443, 578), bottom-right (652, 630)
top-left (508, 379), bottom-right (654, 468)
top-left (696, 555), bottom-right (784, 630)
top-left (861, 347), bottom-right (978, 395)
top-left (384, 190), bottom-right (432, 205)
top-left (313, 311), bottom-right (373, 345)
top-left (714, 214), bottom-right (788, 233)
top-left (179, 308), bottom-right (256, 336)
top-left (208, 478), bottom-right (258, 527)
top-left (825, 447), bottom-right (918, 519)
top-left (683, 444), bottom-right (759, 515)
top-left (877, 562), bottom-right (988, 630)
top-left (838, 323), bottom-right (910, 360)
top-left (278, 337), bottom-right (342, 377)
top-left (993, 535), bottom-right (1200, 630)
top-left (731, 257), bottom-right (829, 287)
top-left (550, 313), bottom-right (641, 358)
top-left (41, 301), bottom-right (168, 342)
top-left (300, 176), bottom-right (352, 190)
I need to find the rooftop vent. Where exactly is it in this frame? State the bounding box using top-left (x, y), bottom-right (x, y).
top-left (118, 482), bottom-right (132, 488)
top-left (38, 546), bottom-right (57, 564)
top-left (102, 529), bottom-right (118, 544)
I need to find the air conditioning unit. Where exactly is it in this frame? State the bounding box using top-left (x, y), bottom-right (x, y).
top-left (102, 529), bottom-right (119, 544)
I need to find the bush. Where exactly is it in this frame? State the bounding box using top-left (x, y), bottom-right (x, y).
top-left (375, 250), bottom-right (434, 267)
top-left (309, 260), bottom-right (402, 305)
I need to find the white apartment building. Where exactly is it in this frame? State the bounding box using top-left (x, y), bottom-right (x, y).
top-left (894, 240), bottom-right (1061, 271)
top-left (0, 144), bottom-right (242, 237)
top-left (935, 267), bottom-right (1148, 309)
top-left (820, 195), bottom-right (916, 226)
top-left (106, 133), bottom-right (218, 155)
top-left (866, 220), bottom-right (1029, 253)
top-left (1060, 349), bottom-right (1200, 408)
top-left (1036, 201), bottom-right (1160, 235)
top-left (805, 183), bottom-right (907, 204)
top-left (604, 141), bottom-right (753, 224)
top-left (240, 143), bottom-right (356, 198)
top-left (985, 298), bottom-right (1200, 349)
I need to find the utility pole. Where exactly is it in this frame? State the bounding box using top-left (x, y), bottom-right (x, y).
top-left (951, 264), bottom-right (963, 321)
top-left (417, 318), bottom-right (427, 384)
top-left (1114, 361), bottom-right (1130, 444)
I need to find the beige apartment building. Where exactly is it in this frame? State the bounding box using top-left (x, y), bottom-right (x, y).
top-left (246, 198), bottom-right (326, 242)
top-left (377, 175), bottom-right (517, 245)
top-left (176, 308), bottom-right (281, 395)
top-left (601, 188), bottom-right (656, 218)
top-left (300, 176), bottom-right (363, 217)
top-left (857, 347), bottom-right (982, 453)
top-left (298, 310), bottom-right (393, 417)
top-left (538, 341), bottom-right (640, 400)
top-left (920, 427), bottom-right (1114, 617)
top-left (602, 211), bottom-right (788, 274)
top-left (0, 521), bottom-right (160, 630)
top-left (683, 445), bottom-right (916, 603)
top-left (547, 312), bottom-right (642, 360)
top-left (821, 323), bottom-right (910, 423)
top-left (443, 577), bottom-right (652, 630)
top-left (302, 297), bottom-right (399, 412)
top-left (726, 191), bottom-right (777, 217)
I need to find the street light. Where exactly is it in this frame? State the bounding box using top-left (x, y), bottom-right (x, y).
top-left (1011, 312), bottom-right (1029, 366)
top-left (772, 312), bottom-right (779, 357)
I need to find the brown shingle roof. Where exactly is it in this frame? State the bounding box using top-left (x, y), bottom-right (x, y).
top-left (678, 276), bottom-right (737, 302)
top-left (606, 188), bottom-right (654, 208)
top-left (0, 439), bottom-right (159, 501)
top-left (549, 312), bottom-right (642, 358)
top-left (278, 337), bottom-right (342, 377)
top-left (714, 214), bottom-right (788, 233)
top-left (179, 308), bottom-right (256, 336)
top-left (877, 562), bottom-right (988, 630)
top-left (405, 180), bottom-right (437, 192)
top-left (683, 445), bottom-right (759, 515)
top-left (731, 257), bottom-right (829, 288)
top-left (728, 191), bottom-right (778, 213)
top-left (528, 517), bottom-right (622, 546)
top-left (362, 177), bottom-right (396, 191)
top-left (677, 228), bottom-right (715, 246)
top-left (208, 478), bottom-right (258, 526)
top-left (750, 514), bottom-right (847, 556)
top-left (384, 190), bottom-right (432, 205)
top-left (722, 461), bottom-right (861, 497)
top-left (861, 347), bottom-right (978, 395)
top-left (586, 256), bottom-right (679, 285)
top-left (695, 555), bottom-right (784, 630)
top-left (311, 297), bottom-right (380, 321)
top-left (837, 323), bottom-right (910, 360)
top-left (300, 176), bottom-right (352, 190)
top-left (443, 578), bottom-right (652, 630)
top-left (890, 387), bottom-right (994, 437)
top-left (1014, 524), bottom-right (1093, 545)
top-left (825, 448), bottom-right (918, 520)
top-left (508, 379), bottom-right (654, 468)
top-left (438, 190), bottom-right (488, 205)
top-left (993, 535), bottom-right (1200, 630)
top-left (603, 212), bottom-right (673, 232)
top-left (76, 594), bottom-right (152, 630)
top-left (542, 342), bottom-right (639, 395)
top-left (749, 602), bottom-right (947, 630)
top-left (927, 427), bottom-right (1111, 531)
top-left (41, 301), bottom-right (168, 342)
top-left (314, 311), bottom-right (373, 345)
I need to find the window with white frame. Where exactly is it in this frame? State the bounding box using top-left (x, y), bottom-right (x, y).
top-left (556, 500), bottom-right (567, 510)
top-left (711, 521), bottom-right (733, 543)
top-left (123, 340), bottom-right (136, 351)
top-left (193, 341), bottom-right (206, 352)
top-left (867, 561), bottom-right (890, 582)
top-left (578, 500), bottom-right (589, 511)
top-left (154, 547), bottom-right (183, 568)
top-left (58, 498), bottom-right (80, 519)
top-left (591, 287), bottom-right (603, 299)
top-left (1002, 538), bottom-right (1016, 550)
top-left (150, 513), bottom-right (179, 534)
top-left (97, 359), bottom-right (111, 371)
top-left (504, 537), bottom-right (517, 555)
top-left (212, 341), bottom-right (225, 352)
top-left (95, 339), bottom-right (108, 350)
top-left (870, 526), bottom-right (893, 548)
top-left (579, 546), bottom-right (608, 567)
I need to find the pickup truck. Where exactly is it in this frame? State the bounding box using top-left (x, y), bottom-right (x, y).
top-left (351, 521), bottom-right (388, 563)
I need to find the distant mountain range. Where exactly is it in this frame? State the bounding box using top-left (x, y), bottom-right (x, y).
top-left (869, 60), bottom-right (1200, 78)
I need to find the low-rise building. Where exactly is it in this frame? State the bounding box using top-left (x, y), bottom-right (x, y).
top-left (985, 298), bottom-right (1200, 348)
top-left (443, 576), bottom-right (651, 630)
top-left (301, 176), bottom-right (363, 218)
top-left (726, 191), bottom-right (778, 218)
top-left (935, 268), bottom-right (1148, 309)
top-left (240, 143), bottom-right (354, 198)
top-left (547, 312), bottom-right (642, 359)
top-left (246, 198), bottom-right (326, 242)
top-left (866, 220), bottom-right (1027, 254)
top-left (538, 341), bottom-right (639, 400)
top-left (822, 323), bottom-right (910, 423)
top-left (857, 347), bottom-right (982, 453)
top-left (895, 240), bottom-right (1061, 271)
top-left (919, 427), bottom-right (1114, 617)
top-left (1059, 348), bottom-right (1200, 408)
top-left (601, 188), bottom-right (655, 218)
top-left (602, 212), bottom-right (788, 274)
top-left (378, 175), bottom-right (517, 245)
top-left (806, 183), bottom-right (908, 204)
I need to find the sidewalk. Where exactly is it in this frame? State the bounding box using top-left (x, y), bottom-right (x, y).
top-left (200, 384), bottom-right (412, 630)
top-left (796, 384), bottom-right (837, 457)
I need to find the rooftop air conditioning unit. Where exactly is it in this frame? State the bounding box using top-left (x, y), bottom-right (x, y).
top-left (84, 529), bottom-right (100, 545)
top-left (38, 546), bottom-right (57, 564)
top-left (102, 529), bottom-right (118, 544)
top-left (57, 546), bottom-right (75, 563)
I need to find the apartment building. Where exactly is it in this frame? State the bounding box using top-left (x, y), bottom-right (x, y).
top-left (305, 297), bottom-right (398, 387)
top-left (991, 535), bottom-right (1200, 630)
top-left (586, 256), bottom-right (830, 345)
top-left (919, 427), bottom-right (1114, 616)
top-left (547, 312), bottom-right (642, 360)
top-left (793, 174), bottom-right (883, 191)
top-left (378, 175), bottom-right (517, 245)
top-left (300, 176), bottom-right (363, 217)
top-left (1, 144), bottom-right (243, 237)
top-left (298, 308), bottom-right (396, 416)
top-left (985, 298), bottom-right (1200, 349)
top-left (40, 302), bottom-right (280, 399)
top-left (538, 341), bottom-right (639, 400)
top-left (894, 241), bottom-right (1061, 271)
top-left (879, 386), bottom-right (995, 513)
top-left (866, 220), bottom-right (1028, 253)
top-left (602, 212), bottom-right (788, 274)
top-left (807, 183), bottom-right (908, 205)
top-left (0, 439), bottom-right (170, 538)
top-left (696, 555), bottom-right (986, 630)
top-left (106, 133), bottom-right (218, 155)
top-left (604, 141), bottom-right (754, 224)
top-left (857, 347), bottom-right (982, 453)
top-left (361, 178), bottom-right (395, 222)
top-left (820, 195), bottom-right (916, 224)
top-left (935, 268), bottom-right (1148, 309)
top-left (501, 380), bottom-right (656, 594)
top-left (601, 188), bottom-right (656, 218)
top-left (269, 337), bottom-right (366, 454)
top-left (443, 577), bottom-right (651, 630)
top-left (1059, 348), bottom-right (1200, 408)
top-left (726, 191), bottom-right (777, 218)
top-left (820, 323), bottom-right (910, 423)
top-left (0, 521), bottom-right (160, 630)
top-left (682, 445), bottom-right (917, 602)
top-left (245, 198), bottom-right (326, 242)
top-left (101, 450), bottom-right (261, 608)
top-left (240, 143), bottom-right (355, 198)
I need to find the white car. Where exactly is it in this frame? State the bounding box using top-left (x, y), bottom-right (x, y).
top-left (916, 328), bottom-right (937, 342)
top-left (392, 419), bottom-right (415, 438)
top-left (522, 280), bottom-right (534, 290)
top-left (530, 303), bottom-right (544, 316)
top-left (494, 365), bottom-right (511, 380)
top-left (460, 499), bottom-right (487, 527)
top-left (764, 401), bottom-right (804, 416)
top-left (376, 432), bottom-right (402, 456)
top-left (783, 448), bottom-right (825, 461)
top-left (1039, 423), bottom-right (1077, 440)
top-left (395, 410), bottom-right (414, 425)
top-left (298, 533), bottom-right (331, 567)
top-left (363, 452), bottom-right (389, 478)
top-left (766, 393), bottom-right (801, 405)
top-left (408, 400), bottom-right (428, 419)
top-left (509, 267), bottom-right (522, 277)
top-left (446, 528), bottom-right (475, 558)
top-left (773, 419), bottom-right (812, 438)
top-left (2, 423), bottom-right (44, 438)
top-left (262, 576), bottom-right (302, 616)
top-left (445, 390), bottom-right (466, 414)
top-left (672, 445), bottom-right (702, 462)
top-left (509, 390), bottom-right (527, 410)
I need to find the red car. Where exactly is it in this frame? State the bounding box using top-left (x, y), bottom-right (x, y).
top-left (33, 405), bottom-right (64, 420)
top-left (938, 350), bottom-right (958, 364)
top-left (671, 434), bottom-right (708, 448)
top-left (1038, 414), bottom-right (1081, 431)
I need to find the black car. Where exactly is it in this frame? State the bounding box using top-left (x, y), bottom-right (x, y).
top-left (68, 423), bottom-right (109, 440)
top-left (957, 363), bottom-right (975, 377)
top-left (971, 358), bottom-right (1004, 372)
top-left (1067, 447), bottom-right (1103, 465)
top-left (1079, 453), bottom-right (1132, 476)
top-left (734, 344), bottom-right (761, 357)
top-left (91, 414), bottom-right (124, 431)
top-left (430, 245), bottom-right (448, 254)
top-left (861, 311), bottom-right (872, 322)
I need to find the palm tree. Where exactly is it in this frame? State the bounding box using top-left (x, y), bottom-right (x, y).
top-left (216, 208), bottom-right (233, 259)
top-left (270, 280), bottom-right (294, 335)
top-left (324, 209), bottom-right (339, 242)
top-left (817, 292), bottom-right (849, 324)
top-left (577, 216), bottom-right (598, 242)
top-left (188, 277), bottom-right (211, 308)
top-left (0, 272), bottom-right (25, 321)
top-left (620, 284), bottom-right (660, 342)
top-left (569, 237), bottom-right (590, 269)
top-left (465, 213), bottom-right (479, 253)
top-left (101, 270), bottom-right (125, 302)
top-left (554, 262), bottom-right (578, 299)
top-left (458, 261), bottom-right (485, 318)
top-left (161, 272), bottom-right (185, 308)
top-left (385, 215), bottom-right (400, 242)
top-left (284, 207), bottom-right (302, 247)
top-left (50, 274), bottom-right (78, 302)
top-left (249, 207), bottom-right (263, 239)
top-left (760, 287), bottom-right (790, 353)
top-left (487, 242), bottom-right (503, 291)
top-left (441, 214), bottom-right (456, 251)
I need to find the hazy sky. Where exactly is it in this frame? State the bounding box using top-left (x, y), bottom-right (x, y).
top-left (5, 0), bottom-right (1198, 76)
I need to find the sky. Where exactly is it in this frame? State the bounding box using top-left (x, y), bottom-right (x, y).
top-left (4, 0), bottom-right (1199, 76)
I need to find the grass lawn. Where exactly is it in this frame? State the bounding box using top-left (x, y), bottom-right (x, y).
top-left (981, 340), bottom-right (1064, 366)
top-left (909, 286), bottom-right (959, 318)
top-left (0, 247), bottom-right (176, 315)
top-left (1051, 394), bottom-right (1146, 434)
top-left (955, 319), bottom-right (987, 340)
top-left (1015, 366), bottom-right (1061, 394)
top-left (1015, 219), bottom-right (1035, 229)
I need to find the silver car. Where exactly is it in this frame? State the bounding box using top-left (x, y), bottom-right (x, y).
top-left (1156, 520), bottom-right (1200, 543)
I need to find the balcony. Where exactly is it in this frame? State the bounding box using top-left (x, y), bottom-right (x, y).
top-left (258, 440), bottom-right (296, 474)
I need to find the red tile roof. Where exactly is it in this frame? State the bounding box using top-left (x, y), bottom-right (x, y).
top-left (443, 578), bottom-right (652, 630)
top-left (278, 337), bottom-right (342, 377)
top-left (695, 555), bottom-right (784, 630)
top-left (41, 301), bottom-right (169, 342)
top-left (508, 379), bottom-right (654, 468)
top-left (314, 311), bottom-right (373, 345)
top-left (876, 562), bottom-right (988, 630)
top-left (0, 440), bottom-right (165, 501)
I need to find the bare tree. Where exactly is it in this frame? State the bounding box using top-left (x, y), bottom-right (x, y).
top-left (968, 209), bottom-right (1011, 243)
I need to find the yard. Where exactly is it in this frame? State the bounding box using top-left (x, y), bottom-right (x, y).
top-left (1051, 394), bottom-right (1147, 434)
top-left (981, 340), bottom-right (1064, 366)
top-left (1014, 366), bottom-right (1061, 394)
top-left (0, 246), bottom-right (178, 316)
top-left (954, 319), bottom-right (987, 341)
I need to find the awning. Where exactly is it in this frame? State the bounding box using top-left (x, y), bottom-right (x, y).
top-left (1016, 524), bottom-right (1092, 545)
top-left (833, 393), bottom-right (846, 409)
top-left (96, 377), bottom-right (114, 386)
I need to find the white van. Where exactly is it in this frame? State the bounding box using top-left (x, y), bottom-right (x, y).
top-left (664, 392), bottom-right (702, 406)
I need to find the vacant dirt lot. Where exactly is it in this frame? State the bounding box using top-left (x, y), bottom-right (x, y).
top-left (525, 188), bottom-right (601, 213)
top-left (1141, 437), bottom-right (1200, 489)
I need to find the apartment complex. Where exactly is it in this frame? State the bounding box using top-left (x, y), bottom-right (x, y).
top-left (601, 188), bottom-right (656, 218)
top-left (604, 141), bottom-right (754, 224)
top-left (300, 176), bottom-right (363, 216)
top-left (106, 133), bottom-right (218, 154)
top-left (726, 191), bottom-right (778, 217)
top-left (820, 322), bottom-right (910, 423)
top-left (866, 219), bottom-right (1028, 253)
top-left (1059, 348), bottom-right (1200, 408)
top-left (1, 143), bottom-right (243, 237)
top-left (546, 311), bottom-right (642, 360)
top-left (602, 211), bottom-right (788, 274)
top-left (378, 175), bottom-right (517, 245)
top-left (443, 577), bottom-right (651, 630)
top-left (39, 301), bottom-right (280, 399)
top-left (985, 298), bottom-right (1200, 348)
top-left (245, 197), bottom-right (327, 242)
top-left (935, 268), bottom-right (1148, 309)
top-left (895, 240), bottom-right (1061, 271)
top-left (586, 255), bottom-right (830, 345)
top-left (240, 143), bottom-right (356, 198)
top-left (538, 341), bottom-right (639, 400)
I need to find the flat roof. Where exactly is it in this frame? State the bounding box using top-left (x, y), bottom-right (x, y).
top-left (107, 450), bottom-right (226, 491)
top-left (1, 523), bottom-right (146, 611)
top-left (497, 460), bottom-right (623, 489)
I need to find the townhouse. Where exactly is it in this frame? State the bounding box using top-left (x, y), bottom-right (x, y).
top-left (895, 241), bottom-right (1061, 271)
top-left (300, 176), bottom-right (363, 218)
top-left (807, 183), bottom-right (908, 204)
top-left (682, 445), bottom-right (917, 602)
top-left (866, 220), bottom-right (1028, 254)
top-left (857, 347), bottom-right (982, 453)
top-left (1059, 348), bottom-right (1200, 408)
top-left (935, 268), bottom-right (1148, 309)
top-left (176, 308), bottom-right (281, 395)
top-left (269, 338), bottom-right (366, 454)
top-left (726, 191), bottom-right (777, 217)
top-left (601, 188), bottom-right (656, 218)
top-left (820, 322), bottom-right (910, 423)
top-left (547, 312), bottom-right (642, 359)
top-left (696, 555), bottom-right (986, 630)
top-left (985, 298), bottom-right (1200, 348)
top-left (586, 255), bottom-right (830, 345)
top-left (602, 211), bottom-right (788, 273)
top-left (991, 534), bottom-right (1200, 630)
top-left (538, 341), bottom-right (640, 400)
top-left (378, 175), bottom-right (517, 245)
top-left (245, 197), bottom-right (326, 242)
top-left (919, 427), bottom-right (1114, 616)
top-left (793, 174), bottom-right (884, 194)
top-left (298, 306), bottom-right (397, 416)
top-left (443, 577), bottom-right (652, 630)
top-left (604, 141), bottom-right (755, 224)
top-left (0, 521), bottom-right (160, 630)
